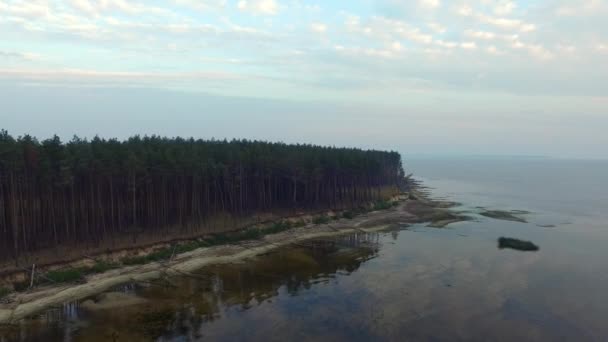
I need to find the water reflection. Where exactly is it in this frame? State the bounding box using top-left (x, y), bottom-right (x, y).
top-left (2, 233), bottom-right (380, 342)
top-left (3, 215), bottom-right (608, 341)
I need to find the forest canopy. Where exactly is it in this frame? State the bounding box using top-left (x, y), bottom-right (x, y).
top-left (0, 130), bottom-right (404, 261)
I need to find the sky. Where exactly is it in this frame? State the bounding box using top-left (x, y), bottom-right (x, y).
top-left (1, 0), bottom-right (607, 158)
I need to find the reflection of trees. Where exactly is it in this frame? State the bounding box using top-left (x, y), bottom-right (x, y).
top-left (6, 234), bottom-right (381, 342)
top-left (157, 233), bottom-right (380, 339)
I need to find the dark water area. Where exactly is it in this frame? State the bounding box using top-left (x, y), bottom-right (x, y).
top-left (3, 157), bottom-right (608, 341)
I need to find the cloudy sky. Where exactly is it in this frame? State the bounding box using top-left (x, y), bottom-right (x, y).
top-left (1, 0), bottom-right (607, 158)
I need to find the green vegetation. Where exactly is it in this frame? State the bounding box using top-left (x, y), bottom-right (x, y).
top-left (8, 207), bottom-right (400, 291)
top-left (87, 261), bottom-right (121, 274)
top-left (342, 211), bottom-right (355, 219)
top-left (428, 210), bottom-right (470, 227)
top-left (10, 261), bottom-right (121, 291)
top-left (292, 220), bottom-right (307, 228)
top-left (0, 130), bottom-right (404, 262)
top-left (122, 220), bottom-right (296, 265)
top-left (45, 269), bottom-right (85, 283)
top-left (12, 281), bottom-right (29, 292)
top-left (373, 201), bottom-right (394, 211)
top-left (312, 215), bottom-right (331, 225)
top-left (0, 287), bottom-right (11, 299)
top-left (498, 237), bottom-right (539, 251)
top-left (122, 248), bottom-right (176, 265)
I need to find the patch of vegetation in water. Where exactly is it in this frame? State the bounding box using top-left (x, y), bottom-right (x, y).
top-left (480, 210), bottom-right (528, 223)
top-left (427, 210), bottom-right (472, 228)
top-left (498, 237), bottom-right (539, 251)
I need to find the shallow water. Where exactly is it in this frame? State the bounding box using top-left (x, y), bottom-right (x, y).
top-left (3, 157), bottom-right (608, 341)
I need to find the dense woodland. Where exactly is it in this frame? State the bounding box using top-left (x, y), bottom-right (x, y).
top-left (0, 130), bottom-right (404, 262)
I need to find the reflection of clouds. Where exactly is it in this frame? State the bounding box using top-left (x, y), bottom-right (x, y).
top-left (19, 227), bottom-right (608, 341)
top-left (348, 230), bottom-right (544, 340)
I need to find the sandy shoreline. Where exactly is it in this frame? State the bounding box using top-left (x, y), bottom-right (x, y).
top-left (0, 190), bottom-right (460, 325)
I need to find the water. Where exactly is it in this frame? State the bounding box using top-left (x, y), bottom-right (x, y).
top-left (3, 157), bottom-right (608, 341)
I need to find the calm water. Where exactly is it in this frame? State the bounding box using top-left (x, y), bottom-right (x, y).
top-left (4, 157), bottom-right (608, 341)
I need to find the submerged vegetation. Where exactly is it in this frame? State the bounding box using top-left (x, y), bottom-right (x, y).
top-left (480, 210), bottom-right (528, 223)
top-left (427, 210), bottom-right (471, 228)
top-left (0, 130), bottom-right (404, 262)
top-left (498, 237), bottom-right (539, 251)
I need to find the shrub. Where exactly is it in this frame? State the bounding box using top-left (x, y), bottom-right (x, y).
top-left (312, 215), bottom-right (330, 225)
top-left (342, 211), bottom-right (355, 219)
top-left (292, 220), bottom-right (306, 228)
top-left (87, 261), bottom-right (120, 274)
top-left (13, 281), bottom-right (29, 292)
top-left (0, 287), bottom-right (11, 299)
top-left (122, 247), bottom-right (175, 265)
top-left (262, 221), bottom-right (291, 235)
top-left (373, 201), bottom-right (393, 211)
top-left (45, 269), bottom-right (85, 283)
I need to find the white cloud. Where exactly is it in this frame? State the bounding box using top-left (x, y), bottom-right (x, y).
top-left (0, 1), bottom-right (49, 18)
top-left (310, 22), bottom-right (327, 33)
top-left (391, 41), bottom-right (403, 52)
top-left (486, 45), bottom-right (502, 55)
top-left (460, 41), bottom-right (477, 50)
top-left (359, 17), bottom-right (434, 45)
top-left (458, 6), bottom-right (536, 32)
top-left (494, 1), bottom-right (516, 16)
top-left (556, 0), bottom-right (607, 16)
top-left (67, 0), bottom-right (169, 16)
top-left (237, 0), bottom-right (279, 15)
top-left (334, 45), bottom-right (397, 59)
top-left (465, 30), bottom-right (496, 40)
top-left (428, 22), bottom-right (446, 34)
top-left (418, 0), bottom-right (440, 10)
top-left (527, 44), bottom-right (553, 60)
top-left (172, 0), bottom-right (227, 11)
top-left (435, 40), bottom-right (458, 48)
top-left (0, 50), bottom-right (41, 61)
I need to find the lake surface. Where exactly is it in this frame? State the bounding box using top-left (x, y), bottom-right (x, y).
top-left (4, 157), bottom-right (608, 341)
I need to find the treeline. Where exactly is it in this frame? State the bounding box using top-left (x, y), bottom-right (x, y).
top-left (0, 130), bottom-right (404, 261)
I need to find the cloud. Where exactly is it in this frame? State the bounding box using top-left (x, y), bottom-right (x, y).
top-left (347, 16), bottom-right (435, 45)
top-left (494, 1), bottom-right (516, 15)
top-left (418, 0), bottom-right (440, 10)
top-left (0, 1), bottom-right (49, 18)
top-left (428, 22), bottom-right (446, 34)
top-left (555, 0), bottom-right (607, 16)
top-left (172, 0), bottom-right (227, 11)
top-left (237, 0), bottom-right (280, 15)
top-left (458, 5), bottom-right (536, 32)
top-left (67, 0), bottom-right (170, 16)
top-left (460, 41), bottom-right (477, 50)
top-left (465, 30), bottom-right (496, 40)
top-left (0, 50), bottom-right (41, 61)
top-left (486, 45), bottom-right (503, 55)
top-left (310, 22), bottom-right (327, 33)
